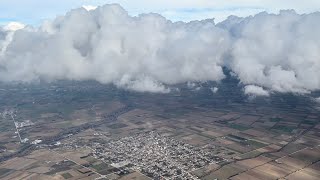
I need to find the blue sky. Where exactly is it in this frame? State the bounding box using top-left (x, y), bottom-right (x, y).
top-left (1, 0), bottom-right (320, 25)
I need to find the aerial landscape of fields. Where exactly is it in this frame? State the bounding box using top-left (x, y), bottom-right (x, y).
top-left (1, 1), bottom-right (320, 179)
top-left (0, 79), bottom-right (319, 179)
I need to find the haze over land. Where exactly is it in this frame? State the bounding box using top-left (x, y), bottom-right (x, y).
top-left (0, 4), bottom-right (320, 95)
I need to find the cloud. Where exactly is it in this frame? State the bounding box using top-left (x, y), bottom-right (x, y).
top-left (0, 4), bottom-right (228, 93)
top-left (0, 22), bottom-right (25, 56)
top-left (3, 22), bottom-right (25, 31)
top-left (228, 10), bottom-right (320, 94)
top-left (82, 5), bottom-right (97, 11)
top-left (0, 4), bottom-right (320, 94)
top-left (116, 75), bottom-right (170, 93)
top-left (244, 85), bottom-right (270, 97)
top-left (211, 87), bottom-right (218, 93)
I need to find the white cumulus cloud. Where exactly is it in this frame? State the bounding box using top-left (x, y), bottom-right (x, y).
top-left (82, 5), bottom-right (97, 11)
top-left (244, 85), bottom-right (270, 96)
top-left (0, 4), bottom-right (320, 94)
top-left (211, 87), bottom-right (218, 93)
top-left (228, 11), bottom-right (320, 94)
top-left (3, 22), bottom-right (25, 31)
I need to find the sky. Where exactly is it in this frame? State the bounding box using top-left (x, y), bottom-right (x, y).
top-left (1, 0), bottom-right (320, 25)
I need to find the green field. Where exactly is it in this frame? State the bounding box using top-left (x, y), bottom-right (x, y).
top-left (227, 123), bottom-right (250, 131)
top-left (272, 125), bottom-right (295, 133)
top-left (61, 172), bottom-right (73, 179)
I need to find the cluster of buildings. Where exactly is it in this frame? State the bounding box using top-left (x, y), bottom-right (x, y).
top-left (86, 131), bottom-right (224, 179)
top-left (14, 120), bottom-right (34, 128)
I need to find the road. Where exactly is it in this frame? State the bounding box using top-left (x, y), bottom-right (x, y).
top-left (10, 113), bottom-right (22, 143)
top-left (0, 105), bottom-right (133, 163)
